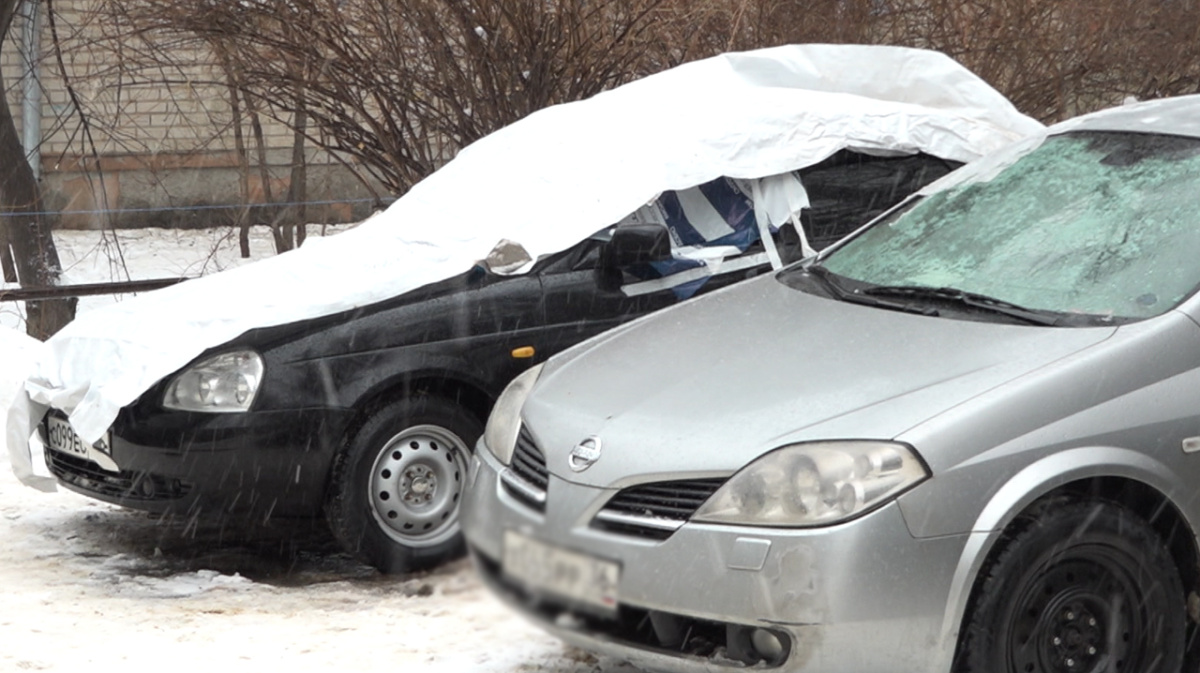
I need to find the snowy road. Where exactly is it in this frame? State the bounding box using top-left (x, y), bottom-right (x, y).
top-left (0, 228), bottom-right (639, 673)
top-left (0, 459), bottom-right (624, 673)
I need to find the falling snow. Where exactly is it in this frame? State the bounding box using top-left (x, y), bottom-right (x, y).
top-left (0, 226), bottom-right (639, 673)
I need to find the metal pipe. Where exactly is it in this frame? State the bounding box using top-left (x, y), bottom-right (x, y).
top-left (20, 0), bottom-right (42, 180)
top-left (0, 278), bottom-right (190, 302)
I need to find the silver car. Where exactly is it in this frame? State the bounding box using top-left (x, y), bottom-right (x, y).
top-left (461, 96), bottom-right (1200, 673)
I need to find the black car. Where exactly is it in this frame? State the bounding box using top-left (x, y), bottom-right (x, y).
top-left (40, 150), bottom-right (957, 573)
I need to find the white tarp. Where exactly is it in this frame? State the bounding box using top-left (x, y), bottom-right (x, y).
top-left (9, 44), bottom-right (1044, 488)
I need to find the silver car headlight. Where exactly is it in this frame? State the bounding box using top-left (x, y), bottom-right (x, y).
top-left (484, 363), bottom-right (544, 465)
top-left (692, 440), bottom-right (928, 527)
top-left (163, 350), bottom-right (264, 413)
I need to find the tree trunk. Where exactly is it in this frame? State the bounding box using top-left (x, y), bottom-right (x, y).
top-left (0, 218), bottom-right (17, 282)
top-left (287, 92), bottom-right (308, 248)
top-left (0, 0), bottom-right (75, 339)
top-left (219, 53), bottom-right (253, 259)
top-left (243, 90), bottom-right (286, 253)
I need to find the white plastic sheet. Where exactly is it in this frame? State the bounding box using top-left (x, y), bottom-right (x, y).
top-left (10, 44), bottom-right (1044, 487)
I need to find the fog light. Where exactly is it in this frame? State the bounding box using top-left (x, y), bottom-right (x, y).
top-left (751, 628), bottom-right (786, 664)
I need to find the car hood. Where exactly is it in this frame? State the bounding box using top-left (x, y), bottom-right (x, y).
top-left (521, 275), bottom-right (1116, 488)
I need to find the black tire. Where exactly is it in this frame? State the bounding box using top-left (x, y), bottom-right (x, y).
top-left (326, 395), bottom-right (482, 574)
top-left (957, 498), bottom-right (1186, 673)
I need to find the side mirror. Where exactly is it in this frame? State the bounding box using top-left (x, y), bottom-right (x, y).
top-left (597, 224), bottom-right (672, 291)
top-left (600, 223), bottom-right (672, 269)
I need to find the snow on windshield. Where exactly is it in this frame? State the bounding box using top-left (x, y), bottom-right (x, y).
top-left (822, 132), bottom-right (1200, 319)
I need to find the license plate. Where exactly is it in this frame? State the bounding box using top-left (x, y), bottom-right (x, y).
top-left (45, 415), bottom-right (112, 459)
top-left (502, 530), bottom-right (619, 613)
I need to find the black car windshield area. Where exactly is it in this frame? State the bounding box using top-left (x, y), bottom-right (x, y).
top-left (806, 131), bottom-right (1200, 323)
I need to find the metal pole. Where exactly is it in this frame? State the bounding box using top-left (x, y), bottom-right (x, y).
top-left (19, 0), bottom-right (42, 180)
top-left (0, 277), bottom-right (190, 302)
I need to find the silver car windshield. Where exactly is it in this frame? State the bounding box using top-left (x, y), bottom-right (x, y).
top-left (811, 131), bottom-right (1200, 323)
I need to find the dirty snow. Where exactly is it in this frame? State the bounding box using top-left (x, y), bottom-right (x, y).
top-left (0, 227), bottom-right (637, 673)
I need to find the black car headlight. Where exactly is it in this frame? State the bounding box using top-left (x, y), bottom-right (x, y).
top-left (484, 363), bottom-right (544, 465)
top-left (692, 440), bottom-right (929, 527)
top-left (162, 350), bottom-right (264, 413)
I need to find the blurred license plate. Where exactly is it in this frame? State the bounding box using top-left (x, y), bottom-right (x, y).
top-left (502, 530), bottom-right (619, 612)
top-left (45, 415), bottom-right (111, 459)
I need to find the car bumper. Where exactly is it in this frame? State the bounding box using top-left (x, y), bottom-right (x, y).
top-left (461, 446), bottom-right (973, 673)
top-left (42, 406), bottom-right (354, 521)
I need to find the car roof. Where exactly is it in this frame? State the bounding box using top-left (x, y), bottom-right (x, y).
top-left (1054, 94), bottom-right (1200, 139)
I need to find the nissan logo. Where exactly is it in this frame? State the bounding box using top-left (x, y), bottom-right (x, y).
top-left (568, 436), bottom-right (603, 472)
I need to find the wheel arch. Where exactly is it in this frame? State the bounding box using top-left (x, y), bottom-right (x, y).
top-left (325, 371), bottom-right (495, 499)
top-left (946, 456), bottom-right (1200, 668)
top-left (342, 371), bottom-right (494, 445)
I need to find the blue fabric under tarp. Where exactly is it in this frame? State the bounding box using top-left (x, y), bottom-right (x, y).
top-left (630, 176), bottom-right (778, 298)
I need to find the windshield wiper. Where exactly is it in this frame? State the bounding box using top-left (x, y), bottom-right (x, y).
top-left (801, 267), bottom-right (939, 317)
top-left (860, 285), bottom-right (1063, 326)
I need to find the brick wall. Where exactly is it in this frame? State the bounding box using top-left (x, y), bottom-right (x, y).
top-left (3, 1), bottom-right (299, 159)
top-left (1, 0), bottom-right (382, 229)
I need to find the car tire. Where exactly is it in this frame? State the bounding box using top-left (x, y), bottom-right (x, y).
top-left (956, 497), bottom-right (1186, 673)
top-left (326, 395), bottom-right (482, 574)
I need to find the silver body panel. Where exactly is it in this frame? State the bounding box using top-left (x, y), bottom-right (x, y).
top-left (1063, 93), bottom-right (1200, 138)
top-left (467, 446), bottom-right (975, 672)
top-left (461, 95), bottom-right (1200, 671)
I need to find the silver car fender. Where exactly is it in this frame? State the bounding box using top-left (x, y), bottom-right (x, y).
top-left (931, 444), bottom-right (1188, 670)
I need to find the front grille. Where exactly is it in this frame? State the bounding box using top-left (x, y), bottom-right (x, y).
top-left (592, 478), bottom-right (726, 540)
top-left (501, 425), bottom-right (549, 511)
top-left (511, 426), bottom-right (549, 489)
top-left (45, 450), bottom-right (191, 502)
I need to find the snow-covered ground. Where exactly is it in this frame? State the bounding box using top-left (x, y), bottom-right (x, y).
top-left (0, 227), bottom-right (637, 673)
top-left (1, 225), bottom-right (351, 330)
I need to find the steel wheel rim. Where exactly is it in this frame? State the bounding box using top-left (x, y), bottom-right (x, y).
top-left (368, 424), bottom-right (469, 548)
top-left (1005, 545), bottom-right (1151, 673)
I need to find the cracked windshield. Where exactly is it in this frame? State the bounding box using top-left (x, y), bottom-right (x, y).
top-left (820, 132), bottom-right (1200, 321)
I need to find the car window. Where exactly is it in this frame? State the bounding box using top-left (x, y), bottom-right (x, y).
top-left (794, 150), bottom-right (959, 252)
top-left (817, 131), bottom-right (1200, 321)
top-left (531, 232), bottom-right (610, 274)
